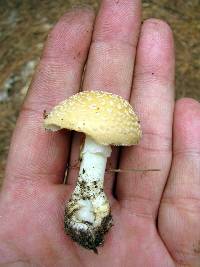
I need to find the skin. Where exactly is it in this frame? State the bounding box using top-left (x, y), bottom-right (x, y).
top-left (0, 1), bottom-right (200, 266)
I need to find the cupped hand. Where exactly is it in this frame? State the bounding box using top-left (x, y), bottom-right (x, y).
top-left (1, 1), bottom-right (200, 267)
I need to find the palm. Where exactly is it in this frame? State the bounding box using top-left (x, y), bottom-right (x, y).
top-left (0, 178), bottom-right (173, 266)
top-left (1, 1), bottom-right (200, 267)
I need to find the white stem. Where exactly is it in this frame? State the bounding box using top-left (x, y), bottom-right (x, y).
top-left (64, 136), bottom-right (112, 250)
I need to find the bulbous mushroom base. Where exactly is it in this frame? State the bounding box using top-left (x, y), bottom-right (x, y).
top-left (64, 201), bottom-right (113, 252)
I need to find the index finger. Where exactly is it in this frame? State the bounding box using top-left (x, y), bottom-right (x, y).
top-left (3, 9), bottom-right (95, 190)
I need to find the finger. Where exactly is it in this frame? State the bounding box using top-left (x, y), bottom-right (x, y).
top-left (67, 0), bottom-right (141, 196)
top-left (3, 9), bottom-right (95, 189)
top-left (116, 19), bottom-right (175, 219)
top-left (83, 0), bottom-right (141, 94)
top-left (159, 98), bottom-right (200, 267)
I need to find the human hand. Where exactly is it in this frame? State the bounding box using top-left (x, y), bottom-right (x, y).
top-left (1, 1), bottom-right (200, 266)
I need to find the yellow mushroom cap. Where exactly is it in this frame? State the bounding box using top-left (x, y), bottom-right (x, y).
top-left (44, 91), bottom-right (142, 146)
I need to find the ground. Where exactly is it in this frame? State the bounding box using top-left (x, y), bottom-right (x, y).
top-left (0, 0), bottom-right (200, 186)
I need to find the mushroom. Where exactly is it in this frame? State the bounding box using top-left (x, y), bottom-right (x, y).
top-left (44, 90), bottom-right (142, 251)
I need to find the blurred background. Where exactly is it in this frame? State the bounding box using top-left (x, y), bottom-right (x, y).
top-left (0, 0), bottom-right (200, 186)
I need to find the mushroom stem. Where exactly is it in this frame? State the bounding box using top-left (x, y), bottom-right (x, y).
top-left (64, 136), bottom-right (113, 250)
